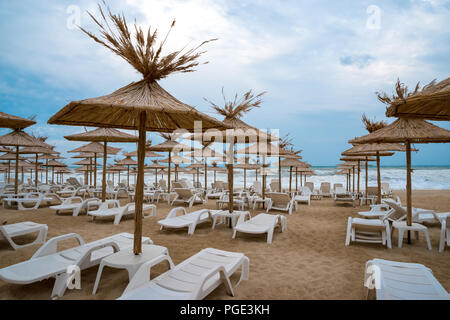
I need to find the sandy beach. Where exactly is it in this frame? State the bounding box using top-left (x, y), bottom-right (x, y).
top-left (0, 189), bottom-right (448, 300)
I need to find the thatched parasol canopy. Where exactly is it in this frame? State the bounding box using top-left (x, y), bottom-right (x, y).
top-left (123, 150), bottom-right (162, 158)
top-left (116, 156), bottom-right (138, 187)
top-left (73, 158), bottom-right (94, 166)
top-left (350, 118), bottom-right (450, 144)
top-left (383, 78), bottom-right (450, 121)
top-left (65, 128), bottom-right (138, 142)
top-left (68, 142), bottom-right (121, 154)
top-left (0, 112), bottom-right (36, 129)
top-left (349, 117), bottom-right (450, 239)
top-left (0, 130), bottom-right (48, 192)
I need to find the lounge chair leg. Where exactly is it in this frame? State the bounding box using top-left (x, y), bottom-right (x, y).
top-left (398, 229), bottom-right (404, 248)
top-left (424, 230), bottom-right (432, 250)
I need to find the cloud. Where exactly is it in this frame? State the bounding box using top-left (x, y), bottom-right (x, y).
top-left (339, 54), bottom-right (375, 69)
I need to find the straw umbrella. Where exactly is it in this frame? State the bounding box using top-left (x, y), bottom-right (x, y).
top-left (0, 152), bottom-right (26, 184)
top-left (68, 142), bottom-right (121, 186)
top-left (382, 78), bottom-right (450, 121)
top-left (340, 155), bottom-right (375, 194)
top-left (350, 118), bottom-right (450, 241)
top-left (46, 159), bottom-right (66, 184)
top-left (48, 5), bottom-right (228, 254)
top-left (343, 143), bottom-right (406, 202)
top-left (65, 128), bottom-right (137, 201)
top-left (274, 158), bottom-right (308, 193)
top-left (185, 145), bottom-right (224, 191)
top-left (0, 112), bottom-right (36, 129)
top-left (148, 137), bottom-right (194, 191)
top-left (115, 155), bottom-right (138, 187)
top-left (0, 130), bottom-right (47, 193)
top-left (17, 146), bottom-right (58, 187)
top-left (147, 161), bottom-right (167, 187)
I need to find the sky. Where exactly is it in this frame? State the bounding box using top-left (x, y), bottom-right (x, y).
top-left (0, 0), bottom-right (449, 167)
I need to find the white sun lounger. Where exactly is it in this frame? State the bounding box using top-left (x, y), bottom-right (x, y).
top-left (50, 197), bottom-right (101, 216)
top-left (87, 201), bottom-right (156, 225)
top-left (0, 232), bottom-right (151, 298)
top-left (171, 188), bottom-right (205, 208)
top-left (158, 208), bottom-right (213, 235)
top-left (364, 259), bottom-right (450, 300)
top-left (0, 221), bottom-right (48, 250)
top-left (2, 192), bottom-right (54, 210)
top-left (118, 248), bottom-right (250, 300)
top-left (345, 217), bottom-right (392, 248)
top-left (233, 213), bottom-right (287, 244)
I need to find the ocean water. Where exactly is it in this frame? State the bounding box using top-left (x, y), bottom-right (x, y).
top-left (16, 166), bottom-right (450, 190)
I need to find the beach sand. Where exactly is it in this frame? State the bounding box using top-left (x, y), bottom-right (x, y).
top-left (0, 189), bottom-right (449, 300)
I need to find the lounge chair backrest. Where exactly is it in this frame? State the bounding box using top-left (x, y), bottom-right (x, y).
top-left (159, 179), bottom-right (167, 191)
top-left (320, 182), bottom-right (331, 193)
top-left (381, 182), bottom-right (390, 191)
top-left (383, 200), bottom-right (406, 222)
top-left (270, 181), bottom-right (279, 192)
top-left (299, 186), bottom-right (311, 195)
top-left (367, 186), bottom-right (378, 196)
top-left (305, 182), bottom-right (314, 192)
top-left (253, 181), bottom-right (262, 194)
top-left (333, 183), bottom-right (343, 191)
top-left (334, 187), bottom-right (347, 195)
top-left (172, 181), bottom-right (184, 189)
top-left (174, 188), bottom-right (194, 199)
top-left (267, 192), bottom-right (290, 206)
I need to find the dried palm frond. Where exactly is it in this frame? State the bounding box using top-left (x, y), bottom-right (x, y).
top-left (279, 133), bottom-right (293, 150)
top-left (205, 88), bottom-right (266, 120)
top-left (362, 114), bottom-right (387, 133)
top-left (79, 1), bottom-right (217, 82)
top-left (159, 132), bottom-right (183, 141)
top-left (376, 78), bottom-right (422, 105)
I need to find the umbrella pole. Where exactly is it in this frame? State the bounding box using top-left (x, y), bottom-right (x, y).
top-left (357, 160), bottom-right (360, 195)
top-left (214, 170), bottom-right (216, 184)
top-left (133, 111), bottom-right (146, 255)
top-left (365, 157), bottom-right (368, 205)
top-left (52, 166), bottom-right (54, 184)
top-left (289, 166), bottom-right (292, 194)
top-left (244, 168), bottom-right (246, 190)
top-left (197, 168), bottom-right (199, 185)
top-left (45, 158), bottom-right (48, 184)
top-left (227, 140), bottom-right (235, 213)
top-left (278, 156), bottom-right (281, 192)
top-left (101, 143), bottom-right (107, 202)
top-left (14, 146), bottom-right (19, 193)
top-left (406, 141), bottom-right (412, 244)
top-left (300, 172), bottom-right (303, 187)
top-left (295, 168), bottom-right (298, 191)
top-left (89, 158), bottom-right (92, 186)
top-left (35, 154), bottom-right (38, 187)
top-left (127, 165), bottom-right (130, 187)
top-left (7, 160), bottom-right (10, 183)
top-left (168, 151), bottom-right (171, 193)
top-left (204, 159), bottom-right (208, 191)
top-left (154, 168), bottom-right (157, 187)
top-left (376, 151), bottom-right (381, 204)
top-left (352, 166), bottom-right (355, 193)
top-left (94, 153), bottom-right (97, 188)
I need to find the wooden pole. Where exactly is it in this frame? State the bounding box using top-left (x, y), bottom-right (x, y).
top-left (45, 158), bottom-right (48, 184)
top-left (89, 157), bottom-right (92, 186)
top-left (289, 166), bottom-right (292, 194)
top-left (127, 165), bottom-right (130, 187)
top-left (376, 151), bottom-right (381, 204)
top-left (168, 151), bottom-right (171, 193)
top-left (7, 160), bottom-right (10, 183)
top-left (204, 159), bottom-right (208, 191)
top-left (278, 156), bottom-right (281, 192)
top-left (94, 153), bottom-right (97, 188)
top-left (14, 146), bottom-right (19, 194)
top-left (35, 154), bottom-right (38, 187)
top-left (101, 143), bottom-right (107, 202)
top-left (406, 141), bottom-right (412, 244)
top-left (133, 111), bottom-right (146, 255)
top-left (154, 168), bottom-right (157, 187)
top-left (244, 168), bottom-right (247, 189)
top-left (357, 160), bottom-right (360, 194)
top-left (352, 166), bottom-right (355, 193)
top-left (365, 157), bottom-right (368, 205)
top-left (227, 140), bottom-right (235, 213)
top-left (295, 167), bottom-right (298, 191)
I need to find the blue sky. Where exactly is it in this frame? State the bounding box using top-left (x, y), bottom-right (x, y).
top-left (0, 0), bottom-right (449, 166)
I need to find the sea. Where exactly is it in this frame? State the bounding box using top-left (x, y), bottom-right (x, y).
top-left (24, 165), bottom-right (450, 190)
